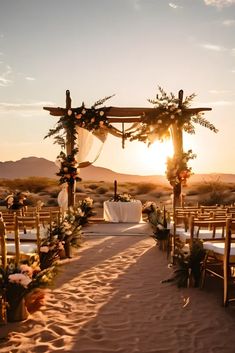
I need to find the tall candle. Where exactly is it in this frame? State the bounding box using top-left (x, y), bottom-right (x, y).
top-left (114, 180), bottom-right (117, 201)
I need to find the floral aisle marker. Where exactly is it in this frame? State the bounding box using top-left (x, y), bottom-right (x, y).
top-left (0, 260), bottom-right (56, 322)
top-left (39, 197), bottom-right (94, 260)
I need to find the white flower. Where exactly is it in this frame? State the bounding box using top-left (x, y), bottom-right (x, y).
top-left (157, 119), bottom-right (162, 124)
top-left (67, 109), bottom-right (73, 116)
top-left (99, 111), bottom-right (104, 116)
top-left (8, 273), bottom-right (32, 288)
top-left (170, 115), bottom-right (175, 119)
top-left (82, 109), bottom-right (86, 114)
top-left (20, 264), bottom-right (33, 278)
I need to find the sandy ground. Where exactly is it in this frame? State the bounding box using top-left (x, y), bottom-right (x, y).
top-left (1, 232), bottom-right (235, 353)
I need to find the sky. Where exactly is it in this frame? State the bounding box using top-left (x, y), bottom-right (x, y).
top-left (0, 0), bottom-right (235, 176)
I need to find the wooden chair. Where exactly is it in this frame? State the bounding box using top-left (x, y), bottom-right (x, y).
top-left (200, 218), bottom-right (235, 306)
top-left (179, 215), bottom-right (227, 244)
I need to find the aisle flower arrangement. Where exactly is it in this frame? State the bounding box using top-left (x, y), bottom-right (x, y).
top-left (143, 201), bottom-right (171, 252)
top-left (39, 198), bottom-right (95, 260)
top-left (0, 261), bottom-right (56, 322)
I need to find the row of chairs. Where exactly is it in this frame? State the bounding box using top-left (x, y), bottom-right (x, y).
top-left (0, 207), bottom-right (62, 268)
top-left (172, 207), bottom-right (235, 306)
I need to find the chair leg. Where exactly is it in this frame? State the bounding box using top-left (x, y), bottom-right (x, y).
top-left (223, 259), bottom-right (229, 306)
top-left (200, 252), bottom-right (209, 289)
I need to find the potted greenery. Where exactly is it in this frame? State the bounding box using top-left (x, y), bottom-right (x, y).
top-left (143, 202), bottom-right (170, 251)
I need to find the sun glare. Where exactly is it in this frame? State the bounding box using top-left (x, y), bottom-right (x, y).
top-left (135, 140), bottom-right (174, 175)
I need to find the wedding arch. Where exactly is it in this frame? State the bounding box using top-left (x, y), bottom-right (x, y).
top-left (43, 88), bottom-right (216, 209)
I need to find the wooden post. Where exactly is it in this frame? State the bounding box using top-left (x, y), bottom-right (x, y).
top-left (170, 90), bottom-right (184, 262)
top-left (171, 89), bottom-right (184, 207)
top-left (65, 90), bottom-right (76, 208)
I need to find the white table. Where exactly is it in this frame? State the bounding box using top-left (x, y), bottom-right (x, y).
top-left (103, 200), bottom-right (142, 223)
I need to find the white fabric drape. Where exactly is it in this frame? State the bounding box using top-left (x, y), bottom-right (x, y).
top-left (57, 183), bottom-right (68, 212)
top-left (75, 127), bottom-right (107, 168)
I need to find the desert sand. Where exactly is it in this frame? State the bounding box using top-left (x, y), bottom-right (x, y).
top-left (1, 228), bottom-right (235, 353)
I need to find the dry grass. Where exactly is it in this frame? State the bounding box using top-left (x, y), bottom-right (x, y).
top-left (1, 177), bottom-right (235, 216)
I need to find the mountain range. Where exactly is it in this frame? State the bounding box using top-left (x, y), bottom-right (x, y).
top-left (1, 156), bottom-right (235, 185)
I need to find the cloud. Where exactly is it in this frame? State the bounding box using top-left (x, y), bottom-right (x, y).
top-left (130, 0), bottom-right (141, 11)
top-left (204, 0), bottom-right (235, 8)
top-left (222, 19), bottom-right (235, 26)
top-left (25, 76), bottom-right (35, 81)
top-left (169, 2), bottom-right (179, 8)
top-left (203, 100), bottom-right (235, 106)
top-left (0, 101), bottom-right (55, 113)
top-left (209, 89), bottom-right (231, 94)
top-left (201, 43), bottom-right (225, 51)
top-left (0, 64), bottom-right (13, 87)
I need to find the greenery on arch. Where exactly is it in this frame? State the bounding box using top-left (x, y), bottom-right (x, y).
top-left (127, 87), bottom-right (218, 146)
top-left (44, 95), bottom-right (114, 148)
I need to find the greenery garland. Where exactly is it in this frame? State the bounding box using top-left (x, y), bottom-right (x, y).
top-left (166, 149), bottom-right (196, 187)
top-left (56, 149), bottom-right (81, 185)
top-left (45, 96), bottom-right (114, 185)
top-left (127, 86), bottom-right (218, 145)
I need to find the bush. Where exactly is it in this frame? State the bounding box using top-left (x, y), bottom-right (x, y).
top-left (87, 184), bottom-right (99, 190)
top-left (96, 187), bottom-right (109, 195)
top-left (136, 183), bottom-right (157, 195)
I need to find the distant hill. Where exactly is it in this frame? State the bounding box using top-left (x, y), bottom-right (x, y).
top-left (1, 156), bottom-right (235, 185)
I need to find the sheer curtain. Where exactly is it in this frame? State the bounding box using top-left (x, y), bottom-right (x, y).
top-left (57, 127), bottom-right (108, 210)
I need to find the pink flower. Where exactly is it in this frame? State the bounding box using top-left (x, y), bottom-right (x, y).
top-left (8, 273), bottom-right (32, 288)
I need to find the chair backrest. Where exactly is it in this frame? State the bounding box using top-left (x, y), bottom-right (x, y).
top-left (0, 215), bottom-right (19, 267)
top-left (189, 215), bottom-right (227, 245)
top-left (16, 215), bottom-right (41, 253)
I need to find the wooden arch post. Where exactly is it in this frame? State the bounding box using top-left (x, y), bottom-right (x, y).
top-left (65, 90), bottom-right (76, 208)
top-left (170, 89), bottom-right (184, 208)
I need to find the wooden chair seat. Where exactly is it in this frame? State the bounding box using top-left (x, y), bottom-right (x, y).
top-left (201, 218), bottom-right (235, 306)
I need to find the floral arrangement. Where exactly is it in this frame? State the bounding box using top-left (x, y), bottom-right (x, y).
top-left (142, 201), bottom-right (170, 230)
top-left (45, 96), bottom-right (114, 147)
top-left (109, 193), bottom-right (135, 202)
top-left (0, 261), bottom-right (56, 321)
top-left (166, 149), bottom-right (196, 187)
top-left (162, 239), bottom-right (206, 287)
top-left (76, 197), bottom-right (95, 225)
top-left (55, 149), bottom-right (81, 185)
top-left (127, 86), bottom-right (218, 146)
top-left (45, 96), bottom-right (114, 187)
top-left (40, 198), bottom-right (94, 260)
top-left (39, 234), bottom-right (64, 270)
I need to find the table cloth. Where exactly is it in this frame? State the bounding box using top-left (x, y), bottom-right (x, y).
top-left (103, 200), bottom-right (142, 223)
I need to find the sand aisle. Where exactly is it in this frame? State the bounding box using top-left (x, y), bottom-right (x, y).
top-left (1, 234), bottom-right (235, 353)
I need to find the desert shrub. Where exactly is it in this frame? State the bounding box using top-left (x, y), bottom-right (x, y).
top-left (150, 191), bottom-right (164, 198)
top-left (186, 189), bottom-right (199, 196)
top-left (0, 177), bottom-right (57, 193)
top-left (135, 183), bottom-right (157, 195)
top-left (199, 191), bottom-right (227, 206)
top-left (87, 184), bottom-right (99, 190)
top-left (46, 198), bottom-right (58, 206)
top-left (96, 186), bottom-right (109, 195)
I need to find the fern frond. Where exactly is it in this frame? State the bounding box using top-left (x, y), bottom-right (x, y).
top-left (192, 115), bottom-right (218, 133)
top-left (92, 94), bottom-right (115, 108)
